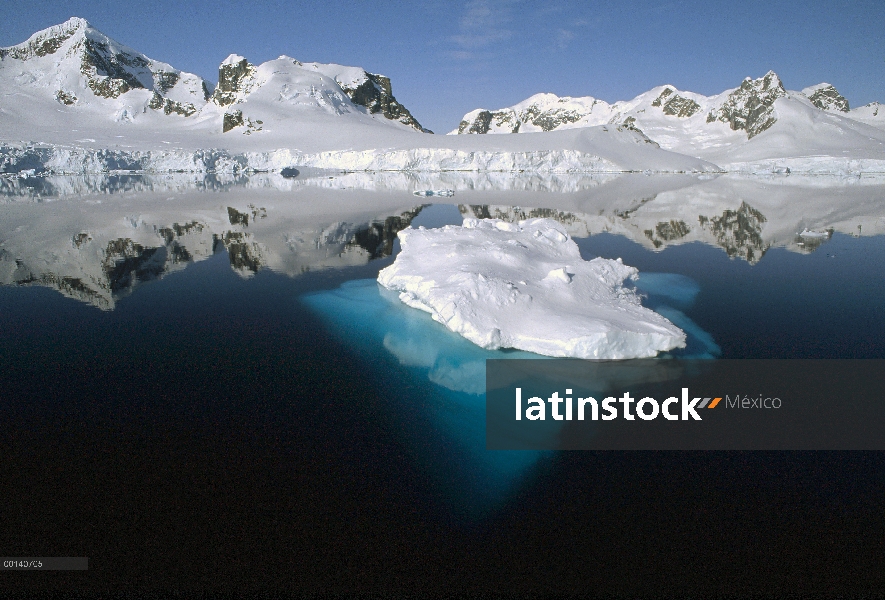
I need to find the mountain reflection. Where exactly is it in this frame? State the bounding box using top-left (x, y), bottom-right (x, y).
top-left (1, 172), bottom-right (885, 308)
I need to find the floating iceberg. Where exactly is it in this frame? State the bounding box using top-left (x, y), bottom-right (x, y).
top-left (377, 218), bottom-right (686, 359)
top-left (412, 189), bottom-right (455, 197)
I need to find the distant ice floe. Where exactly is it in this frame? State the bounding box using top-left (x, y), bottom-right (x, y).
top-left (378, 217), bottom-right (686, 359)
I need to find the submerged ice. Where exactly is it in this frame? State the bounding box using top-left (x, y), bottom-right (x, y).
top-left (377, 218), bottom-right (686, 359)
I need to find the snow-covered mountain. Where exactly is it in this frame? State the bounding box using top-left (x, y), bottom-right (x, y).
top-left (452, 72), bottom-right (885, 173)
top-left (0, 18), bottom-right (720, 174)
top-left (0, 17), bottom-right (429, 143)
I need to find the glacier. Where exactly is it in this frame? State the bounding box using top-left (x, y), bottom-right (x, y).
top-left (377, 218), bottom-right (686, 359)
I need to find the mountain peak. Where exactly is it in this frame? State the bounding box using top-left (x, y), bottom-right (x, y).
top-left (802, 83), bottom-right (850, 112)
top-left (221, 54), bottom-right (248, 66)
top-left (0, 16), bottom-right (91, 60)
top-left (60, 16), bottom-right (91, 31)
top-left (706, 71), bottom-right (786, 138)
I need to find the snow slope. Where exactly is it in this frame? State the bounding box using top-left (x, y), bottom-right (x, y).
top-left (453, 73), bottom-right (885, 173)
top-left (377, 218), bottom-right (686, 359)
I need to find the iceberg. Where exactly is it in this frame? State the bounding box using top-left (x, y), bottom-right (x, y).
top-left (377, 218), bottom-right (686, 359)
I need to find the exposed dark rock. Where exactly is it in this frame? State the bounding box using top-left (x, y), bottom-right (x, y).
top-left (169, 242), bottom-right (191, 263)
top-left (103, 238), bottom-right (166, 292)
top-left (339, 72), bottom-right (431, 133)
top-left (223, 110), bottom-right (244, 132)
top-left (459, 205), bottom-right (580, 228)
top-left (346, 206), bottom-right (425, 259)
top-left (615, 118), bottom-right (659, 145)
top-left (227, 206), bottom-right (249, 226)
top-left (461, 110), bottom-right (494, 134)
top-left (72, 232), bottom-right (92, 248)
top-left (30, 272), bottom-right (109, 308)
top-left (859, 102), bottom-right (881, 116)
top-left (662, 96), bottom-right (700, 118)
top-left (221, 109), bottom-right (261, 133)
top-left (153, 71), bottom-right (179, 94)
top-left (457, 100), bottom-right (597, 134)
top-left (157, 221), bottom-right (204, 244)
top-left (643, 230), bottom-right (662, 248)
top-left (530, 108), bottom-right (584, 131)
top-left (55, 90), bottom-right (77, 105)
top-left (698, 201), bottom-right (768, 263)
top-left (651, 88), bottom-right (674, 107)
top-left (149, 92), bottom-right (197, 117)
top-left (652, 88), bottom-right (701, 118)
top-left (707, 71), bottom-right (786, 139)
top-left (79, 38), bottom-right (149, 99)
top-left (614, 195), bottom-right (657, 219)
top-left (806, 84), bottom-right (850, 112)
top-left (248, 204), bottom-right (267, 220)
top-left (655, 220), bottom-right (690, 241)
top-left (280, 167), bottom-right (300, 178)
top-left (214, 231), bottom-right (262, 272)
top-left (212, 57), bottom-right (255, 107)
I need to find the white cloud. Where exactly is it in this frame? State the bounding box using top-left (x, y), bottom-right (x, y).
top-left (449, 0), bottom-right (517, 51)
top-left (555, 28), bottom-right (575, 50)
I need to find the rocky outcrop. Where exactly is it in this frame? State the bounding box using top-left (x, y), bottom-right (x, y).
top-left (55, 90), bottom-right (77, 105)
top-left (103, 238), bottom-right (169, 292)
top-left (697, 202), bottom-right (768, 263)
top-left (212, 56), bottom-right (256, 107)
top-left (804, 84), bottom-right (850, 112)
top-left (651, 88), bottom-right (701, 118)
top-left (338, 72), bottom-right (431, 133)
top-left (149, 92), bottom-right (197, 117)
top-left (456, 101), bottom-right (589, 134)
top-left (458, 110), bottom-right (497, 134)
top-left (346, 206), bottom-right (425, 258)
top-left (77, 37), bottom-right (152, 98)
top-left (213, 231), bottom-right (263, 273)
top-left (706, 71), bottom-right (786, 139)
top-left (221, 109), bottom-right (262, 134)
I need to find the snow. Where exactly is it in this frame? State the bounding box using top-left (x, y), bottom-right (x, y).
top-left (799, 229), bottom-right (830, 238)
top-left (4, 170), bottom-right (885, 312)
top-left (0, 19), bottom-right (718, 175)
top-left (451, 77), bottom-right (885, 174)
top-left (221, 54), bottom-right (247, 66)
top-left (2, 19), bottom-right (882, 176)
top-left (377, 218), bottom-right (686, 359)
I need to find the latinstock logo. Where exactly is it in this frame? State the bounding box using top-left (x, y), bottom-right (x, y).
top-left (514, 388), bottom-right (726, 422)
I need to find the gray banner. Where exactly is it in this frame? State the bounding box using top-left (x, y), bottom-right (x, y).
top-left (486, 359), bottom-right (885, 450)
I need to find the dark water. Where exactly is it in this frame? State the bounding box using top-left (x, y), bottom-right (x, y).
top-left (2, 188), bottom-right (884, 594)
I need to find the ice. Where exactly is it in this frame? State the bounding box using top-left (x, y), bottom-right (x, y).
top-left (301, 279), bottom-right (547, 516)
top-left (377, 218), bottom-right (686, 359)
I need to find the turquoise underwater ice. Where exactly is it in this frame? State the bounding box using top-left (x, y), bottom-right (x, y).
top-left (301, 271), bottom-right (719, 515)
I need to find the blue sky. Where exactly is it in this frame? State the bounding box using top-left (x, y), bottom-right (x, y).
top-left (2, 0), bottom-right (883, 133)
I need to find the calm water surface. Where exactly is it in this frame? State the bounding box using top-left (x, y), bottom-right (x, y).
top-left (1, 173), bottom-right (884, 592)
